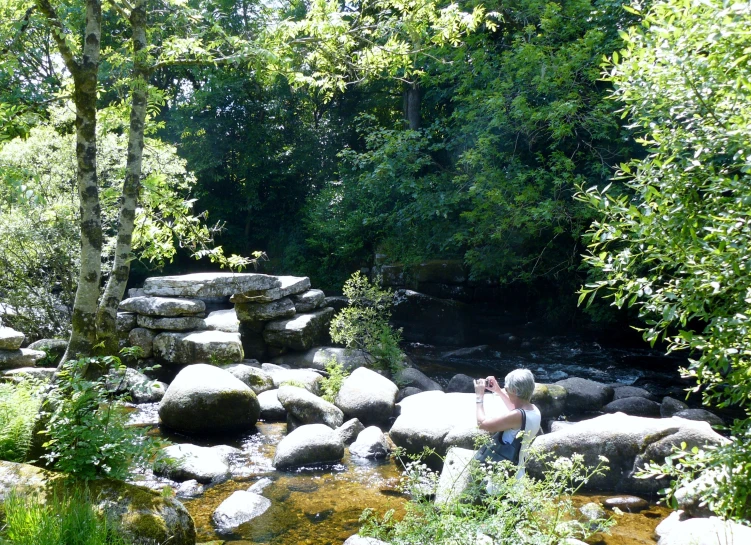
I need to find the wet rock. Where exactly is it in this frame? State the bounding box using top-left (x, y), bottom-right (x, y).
top-left (221, 363), bottom-right (274, 394)
top-left (531, 384), bottom-right (568, 420)
top-left (579, 502), bottom-right (606, 523)
top-left (394, 367), bottom-right (442, 392)
top-left (277, 385), bottom-right (344, 428)
top-left (555, 377), bottom-right (614, 413)
top-left (603, 496), bottom-right (649, 513)
top-left (248, 477), bottom-right (273, 494)
top-left (137, 315), bottom-right (207, 332)
top-left (230, 276), bottom-right (311, 304)
top-left (154, 444), bottom-right (240, 484)
top-left (291, 289), bottom-right (326, 312)
top-left (526, 413), bottom-right (728, 493)
top-left (212, 491), bottom-right (271, 533)
top-left (119, 296), bottom-right (205, 316)
top-left (204, 309), bottom-right (240, 333)
top-left (603, 397), bottom-right (661, 417)
top-left (235, 298), bottom-right (296, 322)
top-left (660, 396), bottom-right (689, 417)
top-left (441, 345), bottom-right (490, 359)
top-left (613, 386), bottom-right (656, 401)
top-left (153, 331), bottom-right (243, 365)
top-left (343, 536), bottom-right (391, 545)
top-left (257, 389), bottom-right (287, 421)
top-left (175, 479), bottom-right (205, 499)
top-left (108, 367), bottom-right (166, 403)
top-left (261, 363), bottom-right (323, 394)
top-left (143, 272), bottom-right (280, 298)
top-left (336, 418), bottom-right (365, 445)
top-left (674, 409), bottom-right (724, 428)
top-left (0, 460), bottom-right (195, 545)
top-left (27, 339), bottom-right (67, 367)
top-left (655, 514), bottom-right (751, 545)
top-left (0, 348), bottom-right (46, 370)
top-left (396, 387), bottom-right (423, 402)
top-left (263, 307), bottom-right (335, 351)
top-left (273, 424), bottom-right (344, 469)
top-left (446, 374), bottom-right (474, 393)
top-left (335, 367), bottom-right (398, 426)
top-left (159, 364), bottom-right (260, 435)
top-left (271, 347), bottom-right (370, 372)
top-left (349, 426), bottom-right (390, 459)
top-left (435, 446), bottom-right (475, 506)
top-left (129, 328), bottom-right (156, 358)
top-left (0, 326), bottom-right (24, 350)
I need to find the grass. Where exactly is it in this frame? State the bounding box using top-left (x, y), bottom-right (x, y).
top-left (0, 380), bottom-right (42, 462)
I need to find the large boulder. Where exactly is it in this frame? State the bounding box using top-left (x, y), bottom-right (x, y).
top-left (27, 339), bottom-right (67, 367)
top-left (271, 346), bottom-right (370, 372)
top-left (394, 367), bottom-right (442, 392)
top-left (272, 424), bottom-right (344, 469)
top-left (212, 490), bottom-right (271, 533)
top-left (159, 364), bottom-right (260, 435)
top-left (152, 331), bottom-right (243, 365)
top-left (555, 377), bottom-right (614, 413)
top-left (221, 363), bottom-right (274, 394)
top-left (435, 446), bottom-right (475, 506)
top-left (230, 275), bottom-right (311, 304)
top-left (0, 348), bottom-right (46, 370)
top-left (290, 289), bottom-right (325, 312)
top-left (349, 426), bottom-right (390, 459)
top-left (204, 309), bottom-right (240, 333)
top-left (154, 443), bottom-right (240, 484)
top-left (674, 409), bottom-right (724, 428)
top-left (143, 272), bottom-right (281, 298)
top-left (0, 461), bottom-right (195, 545)
top-left (602, 397), bottom-right (661, 417)
top-left (655, 512), bottom-right (751, 545)
top-left (263, 307), bottom-right (336, 351)
top-left (0, 326), bottom-right (24, 350)
top-left (661, 396), bottom-right (689, 417)
top-left (390, 391), bottom-right (488, 457)
top-left (128, 328), bottom-right (156, 359)
top-left (531, 384), bottom-right (568, 420)
top-left (235, 298), bottom-right (296, 322)
top-left (612, 386), bottom-right (656, 401)
top-left (261, 363), bottom-right (323, 394)
top-left (335, 367), bottom-right (398, 426)
top-left (526, 413), bottom-right (729, 493)
top-left (137, 315), bottom-right (206, 332)
top-left (119, 296), bottom-right (205, 316)
top-left (258, 390), bottom-right (287, 421)
top-left (336, 418), bottom-right (365, 445)
top-left (446, 373), bottom-right (475, 393)
top-left (277, 385), bottom-right (344, 428)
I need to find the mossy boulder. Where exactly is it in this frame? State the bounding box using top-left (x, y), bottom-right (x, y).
top-left (531, 383), bottom-right (568, 420)
top-left (0, 460), bottom-right (196, 545)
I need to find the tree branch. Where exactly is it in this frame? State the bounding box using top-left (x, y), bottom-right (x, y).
top-left (34, 0), bottom-right (80, 76)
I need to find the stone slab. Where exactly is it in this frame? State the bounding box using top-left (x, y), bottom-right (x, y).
top-left (263, 307), bottom-right (335, 351)
top-left (153, 331), bottom-right (243, 365)
top-left (230, 276), bottom-right (311, 304)
top-left (137, 315), bottom-right (207, 332)
top-left (119, 296), bottom-right (206, 317)
top-left (205, 309), bottom-right (240, 333)
top-left (0, 326), bottom-right (24, 350)
top-left (0, 348), bottom-right (46, 370)
top-left (143, 273), bottom-right (281, 298)
top-left (235, 298), bottom-right (296, 322)
top-left (290, 289), bottom-right (325, 313)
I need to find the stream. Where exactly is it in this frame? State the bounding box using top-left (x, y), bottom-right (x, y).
top-left (130, 335), bottom-right (687, 544)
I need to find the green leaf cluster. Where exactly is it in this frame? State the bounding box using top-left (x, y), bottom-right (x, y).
top-left (320, 356), bottom-right (350, 403)
top-left (0, 379), bottom-right (43, 463)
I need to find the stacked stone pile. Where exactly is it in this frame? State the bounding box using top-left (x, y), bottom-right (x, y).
top-left (0, 326), bottom-right (45, 370)
top-left (118, 272), bottom-right (336, 365)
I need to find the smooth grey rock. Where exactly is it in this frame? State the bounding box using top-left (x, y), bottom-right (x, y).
top-left (153, 331), bottom-right (243, 365)
top-left (271, 346), bottom-right (370, 372)
top-left (116, 312), bottom-right (137, 333)
top-left (613, 386), bottom-right (656, 401)
top-left (235, 298), bottom-right (296, 322)
top-left (290, 289), bottom-right (325, 312)
top-left (661, 396), bottom-right (689, 417)
top-left (247, 477), bottom-right (273, 494)
top-left (526, 413), bottom-right (729, 493)
top-left (129, 327), bottom-right (156, 358)
top-left (261, 363), bottom-right (322, 394)
top-left (143, 272), bottom-right (281, 298)
top-left (230, 275), bottom-right (311, 304)
top-left (349, 426), bottom-right (390, 459)
top-left (106, 367), bottom-right (167, 403)
top-left (446, 373), bottom-right (475, 393)
top-left (175, 479), bottom-right (205, 499)
top-left (212, 490), bottom-right (271, 532)
top-left (0, 326), bottom-right (24, 350)
top-left (674, 409), bottom-right (724, 428)
top-left (1, 367), bottom-right (56, 381)
top-left (603, 495), bottom-right (649, 513)
top-left (555, 377), bottom-right (614, 413)
top-left (26, 339), bottom-right (67, 367)
top-left (656, 515), bottom-right (751, 545)
top-left (137, 315), bottom-right (207, 332)
top-left (258, 390), bottom-right (286, 421)
top-left (272, 424), bottom-right (344, 469)
top-left (394, 367), bottom-right (442, 392)
top-left (204, 309), bottom-right (240, 333)
top-left (323, 296), bottom-right (349, 312)
top-left (119, 296), bottom-right (205, 317)
top-left (335, 367), bottom-right (398, 426)
top-left (336, 418), bottom-right (365, 445)
top-left (154, 443), bottom-right (240, 484)
top-left (277, 385), bottom-right (344, 428)
top-left (675, 471), bottom-right (718, 518)
top-left (603, 397), bottom-right (661, 417)
top-left (435, 446), bottom-right (475, 506)
top-left (531, 384), bottom-right (568, 420)
top-left (441, 345), bottom-right (490, 359)
top-left (221, 363), bottom-right (274, 394)
top-left (159, 364), bottom-right (260, 435)
top-left (263, 307), bottom-right (335, 351)
top-left (0, 348), bottom-right (45, 370)
top-left (396, 387), bottom-right (423, 402)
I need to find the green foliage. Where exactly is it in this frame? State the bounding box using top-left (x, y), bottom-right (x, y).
top-left (330, 272), bottom-right (405, 375)
top-left (0, 380), bottom-right (43, 463)
top-left (320, 356), bottom-right (350, 403)
top-left (280, 379), bottom-right (307, 389)
top-left (39, 357), bottom-right (159, 481)
top-left (362, 452), bottom-right (612, 544)
top-left (578, 0), bottom-right (751, 521)
top-left (0, 487), bottom-right (132, 545)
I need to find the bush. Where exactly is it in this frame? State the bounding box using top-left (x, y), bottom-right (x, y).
top-left (320, 357), bottom-right (350, 403)
top-left (330, 272), bottom-right (404, 375)
top-left (0, 487), bottom-right (133, 545)
top-left (38, 357), bottom-right (160, 480)
top-left (361, 451), bottom-right (613, 545)
top-left (0, 380), bottom-right (42, 462)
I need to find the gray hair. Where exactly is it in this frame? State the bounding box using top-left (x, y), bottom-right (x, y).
top-left (504, 369), bottom-right (535, 402)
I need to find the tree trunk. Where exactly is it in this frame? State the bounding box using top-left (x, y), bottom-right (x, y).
top-left (403, 83), bottom-right (421, 130)
top-left (96, 0), bottom-right (149, 354)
